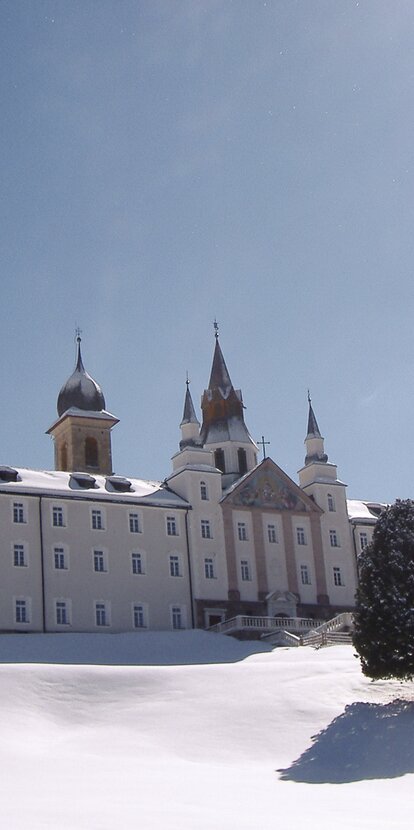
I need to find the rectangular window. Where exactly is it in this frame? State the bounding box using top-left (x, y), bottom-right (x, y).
top-left (171, 606), bottom-right (183, 630)
top-left (327, 493), bottom-right (335, 512)
top-left (15, 599), bottom-right (29, 624)
top-left (359, 532), bottom-right (368, 550)
top-left (166, 516), bottom-right (178, 536)
top-left (237, 522), bottom-right (248, 541)
top-left (52, 506), bottom-right (64, 527)
top-left (296, 527), bottom-right (306, 545)
top-left (201, 519), bottom-right (212, 539)
top-left (91, 509), bottom-right (103, 530)
top-left (131, 552), bottom-right (144, 575)
top-left (93, 550), bottom-right (107, 573)
top-left (300, 564), bottom-right (311, 585)
top-left (13, 544), bottom-right (26, 567)
top-left (56, 601), bottom-right (69, 625)
top-left (267, 524), bottom-right (278, 543)
top-left (169, 555), bottom-right (181, 577)
top-left (129, 513), bottom-right (141, 533)
top-left (200, 481), bottom-right (208, 501)
top-left (204, 557), bottom-right (215, 579)
top-left (333, 566), bottom-right (344, 586)
top-left (95, 602), bottom-right (109, 627)
top-left (13, 503), bottom-right (25, 524)
top-left (54, 547), bottom-right (67, 570)
top-left (240, 559), bottom-right (251, 581)
top-left (329, 530), bottom-right (340, 547)
top-left (133, 604), bottom-right (146, 629)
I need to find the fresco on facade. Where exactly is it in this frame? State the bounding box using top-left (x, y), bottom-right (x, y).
top-left (230, 469), bottom-right (307, 511)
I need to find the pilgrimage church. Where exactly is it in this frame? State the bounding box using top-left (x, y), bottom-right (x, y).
top-left (0, 329), bottom-right (381, 633)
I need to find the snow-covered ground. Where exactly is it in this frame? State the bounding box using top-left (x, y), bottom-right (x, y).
top-left (0, 632), bottom-right (412, 829)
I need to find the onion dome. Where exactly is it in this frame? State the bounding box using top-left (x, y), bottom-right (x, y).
top-left (57, 336), bottom-right (106, 417)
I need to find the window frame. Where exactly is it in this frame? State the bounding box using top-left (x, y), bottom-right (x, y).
top-left (240, 559), bottom-right (251, 582)
top-left (93, 549), bottom-right (107, 573)
top-left (204, 557), bottom-right (215, 579)
top-left (166, 515), bottom-right (178, 537)
top-left (15, 597), bottom-right (30, 624)
top-left (329, 529), bottom-right (340, 548)
top-left (13, 502), bottom-right (26, 524)
top-left (300, 564), bottom-right (311, 585)
top-left (169, 554), bottom-right (181, 577)
top-left (13, 543), bottom-right (27, 568)
top-left (267, 523), bottom-right (278, 543)
top-left (53, 546), bottom-right (68, 571)
top-left (131, 551), bottom-right (145, 575)
top-left (237, 522), bottom-right (248, 542)
top-left (52, 505), bottom-right (65, 528)
top-left (91, 509), bottom-right (104, 531)
top-left (333, 566), bottom-right (344, 587)
top-left (296, 527), bottom-right (306, 546)
top-left (129, 512), bottom-right (141, 534)
top-left (95, 601), bottom-right (110, 627)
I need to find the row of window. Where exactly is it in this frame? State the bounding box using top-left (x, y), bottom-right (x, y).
top-left (236, 521), bottom-right (341, 548)
top-left (238, 560), bottom-right (345, 587)
top-left (10, 503), bottom-right (182, 537)
top-left (12, 545), bottom-right (188, 578)
top-left (14, 598), bottom-right (187, 629)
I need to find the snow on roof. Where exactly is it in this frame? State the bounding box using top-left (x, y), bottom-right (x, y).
top-left (0, 467), bottom-right (189, 507)
top-left (347, 499), bottom-right (387, 521)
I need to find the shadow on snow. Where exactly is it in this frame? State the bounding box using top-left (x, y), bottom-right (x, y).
top-left (278, 699), bottom-right (414, 784)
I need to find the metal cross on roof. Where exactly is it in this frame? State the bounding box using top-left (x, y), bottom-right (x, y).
top-left (258, 435), bottom-right (270, 460)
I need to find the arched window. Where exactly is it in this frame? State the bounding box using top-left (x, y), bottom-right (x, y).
top-left (327, 493), bottom-right (335, 512)
top-left (85, 437), bottom-right (99, 468)
top-left (214, 449), bottom-right (225, 473)
top-left (238, 448), bottom-right (247, 475)
top-left (60, 443), bottom-right (68, 471)
top-left (200, 481), bottom-right (208, 501)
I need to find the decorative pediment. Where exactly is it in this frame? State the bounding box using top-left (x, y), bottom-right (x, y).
top-left (223, 458), bottom-right (319, 513)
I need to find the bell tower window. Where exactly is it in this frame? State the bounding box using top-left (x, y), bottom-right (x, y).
top-left (60, 443), bottom-right (68, 471)
top-left (85, 437), bottom-right (99, 468)
top-left (214, 449), bottom-right (225, 473)
top-left (238, 448), bottom-right (247, 475)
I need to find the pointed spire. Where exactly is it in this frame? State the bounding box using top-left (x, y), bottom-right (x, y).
top-left (57, 333), bottom-right (106, 417)
top-left (304, 392), bottom-right (328, 466)
top-left (180, 375), bottom-right (200, 426)
top-left (306, 390), bottom-right (321, 438)
top-left (75, 329), bottom-right (85, 373)
top-left (208, 327), bottom-right (233, 392)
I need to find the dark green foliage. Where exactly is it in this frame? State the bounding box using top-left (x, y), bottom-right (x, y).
top-left (353, 499), bottom-right (414, 680)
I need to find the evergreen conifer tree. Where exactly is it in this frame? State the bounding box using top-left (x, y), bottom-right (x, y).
top-left (353, 499), bottom-right (414, 680)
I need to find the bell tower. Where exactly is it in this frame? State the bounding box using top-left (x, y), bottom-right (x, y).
top-left (47, 335), bottom-right (118, 475)
top-left (199, 324), bottom-right (258, 489)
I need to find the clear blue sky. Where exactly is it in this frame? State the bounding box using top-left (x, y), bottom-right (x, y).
top-left (1, 0), bottom-right (413, 503)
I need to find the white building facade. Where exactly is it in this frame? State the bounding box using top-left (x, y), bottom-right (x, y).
top-left (0, 332), bottom-right (383, 633)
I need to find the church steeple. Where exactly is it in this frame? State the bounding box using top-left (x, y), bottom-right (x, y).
top-left (47, 334), bottom-right (118, 475)
top-left (304, 392), bottom-right (328, 466)
top-left (179, 377), bottom-right (200, 450)
top-left (200, 325), bottom-right (257, 487)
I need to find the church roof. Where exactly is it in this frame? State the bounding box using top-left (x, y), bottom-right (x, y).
top-left (57, 337), bottom-right (106, 417)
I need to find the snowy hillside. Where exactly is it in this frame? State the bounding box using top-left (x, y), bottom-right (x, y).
top-left (0, 633), bottom-right (412, 829)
